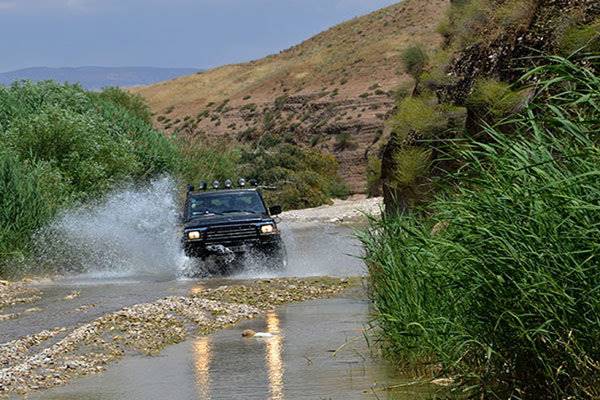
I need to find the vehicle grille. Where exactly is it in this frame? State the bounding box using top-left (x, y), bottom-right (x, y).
top-left (205, 224), bottom-right (259, 243)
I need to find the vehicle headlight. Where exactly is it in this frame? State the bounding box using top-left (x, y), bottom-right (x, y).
top-left (188, 231), bottom-right (201, 240)
top-left (260, 224), bottom-right (275, 234)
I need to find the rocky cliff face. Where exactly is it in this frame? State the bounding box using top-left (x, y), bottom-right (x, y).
top-left (381, 0), bottom-right (600, 211)
top-left (444, 0), bottom-right (599, 104)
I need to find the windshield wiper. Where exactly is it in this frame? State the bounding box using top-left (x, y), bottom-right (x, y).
top-left (221, 210), bottom-right (255, 214)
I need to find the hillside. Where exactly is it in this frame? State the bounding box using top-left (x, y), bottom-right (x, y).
top-left (0, 66), bottom-right (200, 91)
top-left (133, 0), bottom-right (449, 193)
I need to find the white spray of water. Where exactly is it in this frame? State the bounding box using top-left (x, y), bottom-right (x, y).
top-left (34, 177), bottom-right (189, 278)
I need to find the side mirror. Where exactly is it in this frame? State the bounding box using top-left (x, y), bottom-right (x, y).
top-left (269, 205), bottom-right (282, 216)
top-left (178, 212), bottom-right (185, 224)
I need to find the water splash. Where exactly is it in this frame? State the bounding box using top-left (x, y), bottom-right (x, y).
top-left (34, 177), bottom-right (188, 278)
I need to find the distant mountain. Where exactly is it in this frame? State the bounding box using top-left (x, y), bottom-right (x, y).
top-left (0, 66), bottom-right (201, 90)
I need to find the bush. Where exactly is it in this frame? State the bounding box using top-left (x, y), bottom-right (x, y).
top-left (240, 142), bottom-right (348, 210)
top-left (95, 87), bottom-right (153, 124)
top-left (361, 57), bottom-right (600, 398)
top-left (467, 78), bottom-right (524, 119)
top-left (495, 0), bottom-right (535, 27)
top-left (441, 0), bottom-right (493, 47)
top-left (174, 135), bottom-right (239, 187)
top-left (388, 96), bottom-right (448, 142)
top-left (401, 45), bottom-right (429, 78)
top-left (334, 131), bottom-right (357, 151)
top-left (0, 81), bottom-right (180, 272)
top-left (559, 19), bottom-right (600, 55)
top-left (391, 147), bottom-right (431, 187)
top-left (366, 155), bottom-right (382, 197)
top-left (0, 152), bottom-right (52, 271)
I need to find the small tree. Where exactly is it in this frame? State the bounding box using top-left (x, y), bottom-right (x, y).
top-left (401, 45), bottom-right (429, 78)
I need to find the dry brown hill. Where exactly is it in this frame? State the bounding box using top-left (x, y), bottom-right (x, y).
top-left (132, 0), bottom-right (449, 193)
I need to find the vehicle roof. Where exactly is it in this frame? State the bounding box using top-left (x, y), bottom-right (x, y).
top-left (187, 188), bottom-right (260, 196)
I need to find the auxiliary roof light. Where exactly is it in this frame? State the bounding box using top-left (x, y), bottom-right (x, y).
top-left (224, 179), bottom-right (233, 189)
top-left (212, 180), bottom-right (220, 189)
top-left (199, 181), bottom-right (208, 191)
top-left (238, 178), bottom-right (246, 187)
top-left (187, 184), bottom-right (195, 192)
top-left (249, 179), bottom-right (258, 187)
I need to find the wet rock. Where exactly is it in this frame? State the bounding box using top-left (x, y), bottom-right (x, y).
top-left (63, 291), bottom-right (80, 301)
top-left (0, 281), bottom-right (42, 310)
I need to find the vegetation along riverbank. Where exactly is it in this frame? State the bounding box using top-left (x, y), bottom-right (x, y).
top-left (361, 0), bottom-right (599, 398)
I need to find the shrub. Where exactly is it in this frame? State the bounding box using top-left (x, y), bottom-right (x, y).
top-left (334, 132), bottom-right (357, 151)
top-left (174, 135), bottom-right (239, 187)
top-left (361, 56), bottom-right (600, 398)
top-left (240, 143), bottom-right (348, 210)
top-left (274, 95), bottom-right (288, 110)
top-left (401, 45), bottom-right (429, 77)
top-left (441, 0), bottom-right (494, 47)
top-left (391, 147), bottom-right (432, 187)
top-left (388, 96), bottom-right (448, 142)
top-left (0, 152), bottom-right (52, 272)
top-left (95, 87), bottom-right (152, 124)
top-left (495, 0), bottom-right (535, 27)
top-left (467, 78), bottom-right (524, 119)
top-left (559, 19), bottom-right (600, 55)
top-left (0, 81), bottom-right (180, 272)
top-left (467, 79), bottom-right (524, 119)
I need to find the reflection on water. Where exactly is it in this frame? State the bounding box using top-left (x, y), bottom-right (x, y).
top-left (266, 311), bottom-right (284, 400)
top-left (191, 311), bottom-right (285, 400)
top-left (194, 336), bottom-right (212, 400)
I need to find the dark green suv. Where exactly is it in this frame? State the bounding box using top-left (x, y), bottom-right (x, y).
top-left (181, 183), bottom-right (286, 272)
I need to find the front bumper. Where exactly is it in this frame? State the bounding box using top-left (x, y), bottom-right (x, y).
top-left (182, 235), bottom-right (282, 258)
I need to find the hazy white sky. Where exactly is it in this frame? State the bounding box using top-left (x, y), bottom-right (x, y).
top-left (0, 0), bottom-right (399, 72)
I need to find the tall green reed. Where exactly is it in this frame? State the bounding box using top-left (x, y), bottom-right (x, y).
top-left (361, 56), bottom-right (599, 398)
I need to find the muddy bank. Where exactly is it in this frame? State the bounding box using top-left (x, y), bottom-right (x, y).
top-left (0, 278), bottom-right (354, 396)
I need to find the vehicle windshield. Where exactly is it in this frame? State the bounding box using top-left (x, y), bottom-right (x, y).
top-left (187, 191), bottom-right (267, 218)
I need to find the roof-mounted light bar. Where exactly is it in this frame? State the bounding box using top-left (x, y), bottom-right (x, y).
top-left (187, 178), bottom-right (263, 191)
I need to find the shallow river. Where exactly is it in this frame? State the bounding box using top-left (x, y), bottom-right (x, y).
top-left (4, 222), bottom-right (434, 399)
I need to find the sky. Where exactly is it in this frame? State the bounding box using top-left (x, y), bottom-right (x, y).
top-left (0, 0), bottom-right (400, 72)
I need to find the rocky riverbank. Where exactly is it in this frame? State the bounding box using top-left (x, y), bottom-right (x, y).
top-left (280, 195), bottom-right (382, 223)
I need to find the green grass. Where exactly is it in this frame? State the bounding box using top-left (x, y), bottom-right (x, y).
top-left (360, 57), bottom-right (600, 398)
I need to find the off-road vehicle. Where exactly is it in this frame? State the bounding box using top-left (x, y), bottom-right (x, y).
top-left (181, 179), bottom-right (286, 273)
